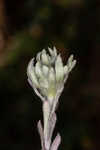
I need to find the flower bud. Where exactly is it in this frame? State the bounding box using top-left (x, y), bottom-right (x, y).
top-left (41, 49), bottom-right (49, 65)
top-left (55, 55), bottom-right (64, 82)
top-left (35, 61), bottom-right (43, 78)
top-left (27, 59), bottom-right (39, 87)
top-left (42, 65), bottom-right (49, 77)
top-left (27, 47), bottom-right (76, 104)
top-left (47, 68), bottom-right (56, 104)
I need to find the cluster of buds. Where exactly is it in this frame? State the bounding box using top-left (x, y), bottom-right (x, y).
top-left (27, 47), bottom-right (76, 150)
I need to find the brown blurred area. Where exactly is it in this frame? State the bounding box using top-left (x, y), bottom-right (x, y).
top-left (0, 0), bottom-right (100, 150)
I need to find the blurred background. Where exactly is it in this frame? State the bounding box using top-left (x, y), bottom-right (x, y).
top-left (0, 0), bottom-right (100, 149)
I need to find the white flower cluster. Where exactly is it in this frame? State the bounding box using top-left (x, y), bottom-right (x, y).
top-left (27, 47), bottom-right (76, 150)
top-left (27, 47), bottom-right (76, 104)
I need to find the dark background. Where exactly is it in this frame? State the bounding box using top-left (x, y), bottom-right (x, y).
top-left (0, 0), bottom-right (100, 149)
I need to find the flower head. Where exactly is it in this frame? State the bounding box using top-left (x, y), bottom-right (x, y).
top-left (27, 47), bottom-right (76, 105)
top-left (27, 47), bottom-right (76, 150)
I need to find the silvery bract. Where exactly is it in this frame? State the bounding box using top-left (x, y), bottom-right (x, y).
top-left (27, 47), bottom-right (76, 150)
top-left (27, 47), bottom-right (76, 105)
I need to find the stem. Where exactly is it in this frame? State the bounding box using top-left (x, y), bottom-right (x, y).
top-left (38, 100), bottom-right (61, 150)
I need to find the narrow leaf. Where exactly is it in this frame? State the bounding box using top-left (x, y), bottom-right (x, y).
top-left (50, 133), bottom-right (61, 150)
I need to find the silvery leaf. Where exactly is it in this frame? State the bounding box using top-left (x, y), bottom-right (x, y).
top-left (35, 61), bottom-right (43, 78)
top-left (64, 65), bottom-right (68, 75)
top-left (27, 58), bottom-right (39, 87)
top-left (47, 68), bottom-right (56, 104)
top-left (55, 55), bottom-right (64, 82)
top-left (39, 77), bottom-right (48, 89)
top-left (42, 65), bottom-right (49, 77)
top-left (68, 59), bottom-right (76, 72)
top-left (37, 120), bottom-right (44, 150)
top-left (36, 52), bottom-right (41, 61)
top-left (50, 133), bottom-right (61, 150)
top-left (67, 55), bottom-right (76, 72)
top-left (68, 54), bottom-right (74, 66)
top-left (41, 49), bottom-right (49, 65)
top-left (48, 68), bottom-right (55, 83)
